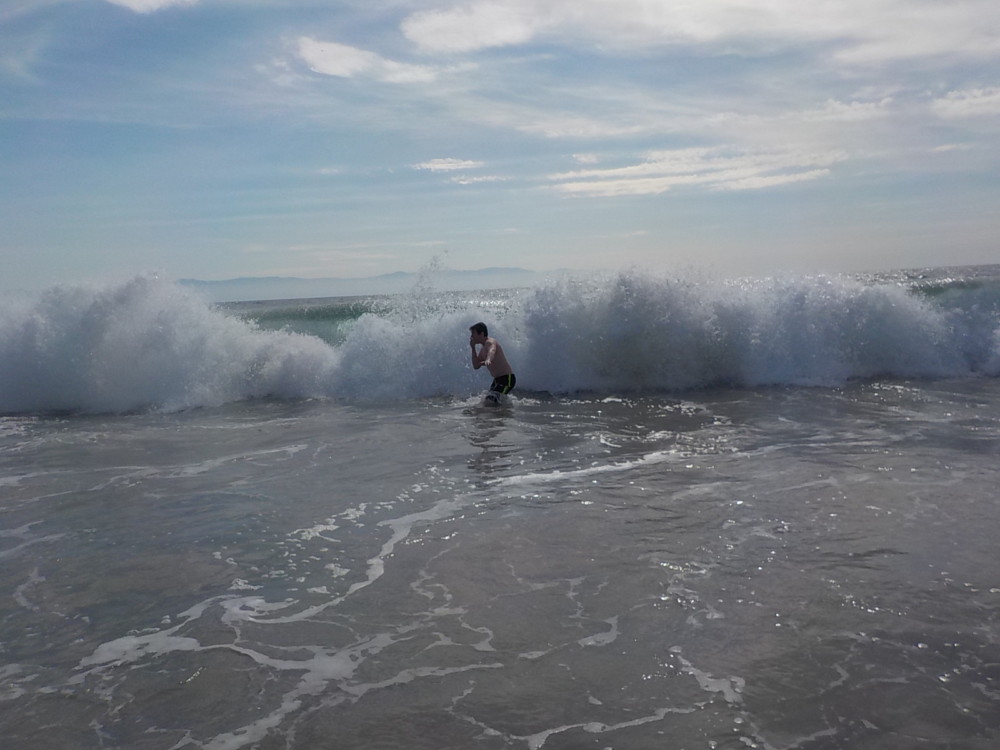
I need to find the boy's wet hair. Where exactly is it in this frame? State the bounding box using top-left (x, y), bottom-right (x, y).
top-left (470, 322), bottom-right (488, 336)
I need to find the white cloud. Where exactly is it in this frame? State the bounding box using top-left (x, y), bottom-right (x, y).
top-left (932, 87), bottom-right (1000, 119)
top-left (103, 0), bottom-right (198, 13)
top-left (798, 98), bottom-right (894, 123)
top-left (465, 98), bottom-right (648, 138)
top-left (715, 169), bottom-right (831, 192)
top-left (833, 2), bottom-right (1000, 65)
top-left (549, 146), bottom-right (845, 197)
top-left (412, 158), bottom-right (508, 185)
top-left (0, 32), bottom-right (47, 83)
top-left (297, 37), bottom-right (438, 84)
top-left (450, 174), bottom-right (508, 184)
top-left (413, 158), bottom-right (485, 171)
top-left (699, 97), bottom-right (895, 146)
top-left (399, 0), bottom-right (1000, 65)
top-left (402, 2), bottom-right (541, 53)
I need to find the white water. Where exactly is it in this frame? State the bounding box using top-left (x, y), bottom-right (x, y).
top-left (1, 268), bottom-right (999, 414)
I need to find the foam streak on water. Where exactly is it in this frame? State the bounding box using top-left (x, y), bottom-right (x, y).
top-left (2, 377), bottom-right (1000, 749)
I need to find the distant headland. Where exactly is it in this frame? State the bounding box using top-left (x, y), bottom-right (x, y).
top-left (179, 267), bottom-right (550, 303)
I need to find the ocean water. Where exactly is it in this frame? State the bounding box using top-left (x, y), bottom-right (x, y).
top-left (1, 266), bottom-right (999, 749)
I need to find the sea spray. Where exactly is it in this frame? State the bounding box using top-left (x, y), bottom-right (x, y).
top-left (1, 268), bottom-right (999, 415)
top-left (514, 271), bottom-right (978, 392)
top-left (331, 311), bottom-right (483, 401)
top-left (0, 276), bottom-right (340, 414)
top-left (517, 272), bottom-right (721, 392)
top-left (330, 259), bottom-right (514, 401)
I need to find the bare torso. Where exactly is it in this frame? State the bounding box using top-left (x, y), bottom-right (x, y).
top-left (473, 337), bottom-right (513, 379)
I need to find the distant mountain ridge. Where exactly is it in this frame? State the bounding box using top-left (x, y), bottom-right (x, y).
top-left (179, 267), bottom-right (547, 302)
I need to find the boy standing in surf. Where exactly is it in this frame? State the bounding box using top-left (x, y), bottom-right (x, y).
top-left (469, 322), bottom-right (516, 403)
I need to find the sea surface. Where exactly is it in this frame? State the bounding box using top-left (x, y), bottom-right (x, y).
top-left (1, 266), bottom-right (999, 749)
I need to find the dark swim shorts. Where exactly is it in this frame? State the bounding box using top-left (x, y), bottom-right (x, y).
top-left (489, 373), bottom-right (516, 395)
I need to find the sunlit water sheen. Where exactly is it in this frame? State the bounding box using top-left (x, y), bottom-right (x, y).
top-left (2, 378), bottom-right (999, 749)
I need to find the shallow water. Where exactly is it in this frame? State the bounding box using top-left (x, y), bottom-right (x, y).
top-left (2, 378), bottom-right (999, 749)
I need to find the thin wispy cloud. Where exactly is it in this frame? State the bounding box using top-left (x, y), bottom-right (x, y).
top-left (413, 158), bottom-right (486, 172)
top-left (413, 158), bottom-right (507, 185)
top-left (797, 98), bottom-right (894, 123)
top-left (0, 36), bottom-right (43, 82)
top-left (104, 0), bottom-right (198, 13)
top-left (450, 175), bottom-right (508, 185)
top-left (549, 147), bottom-right (846, 197)
top-left (297, 37), bottom-right (440, 84)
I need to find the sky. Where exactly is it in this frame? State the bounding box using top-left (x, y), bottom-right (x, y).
top-left (2, 0), bottom-right (1000, 293)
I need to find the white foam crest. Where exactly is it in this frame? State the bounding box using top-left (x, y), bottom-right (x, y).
top-left (331, 308), bottom-right (483, 399)
top-left (515, 271), bottom-right (987, 392)
top-left (3, 269), bottom-right (997, 413)
top-left (0, 276), bottom-right (341, 413)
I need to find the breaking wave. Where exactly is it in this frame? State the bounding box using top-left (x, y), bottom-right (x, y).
top-left (2, 267), bottom-right (999, 414)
